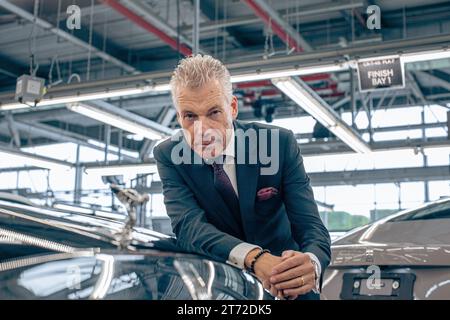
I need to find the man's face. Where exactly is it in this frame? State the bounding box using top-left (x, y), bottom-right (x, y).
top-left (175, 79), bottom-right (238, 159)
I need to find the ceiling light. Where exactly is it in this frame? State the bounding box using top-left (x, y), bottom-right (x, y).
top-left (0, 84), bottom-right (170, 111)
top-left (231, 63), bottom-right (348, 83)
top-left (400, 49), bottom-right (450, 64)
top-left (272, 77), bottom-right (371, 154)
top-left (0, 147), bottom-right (72, 171)
top-left (84, 163), bottom-right (158, 176)
top-left (67, 103), bottom-right (164, 140)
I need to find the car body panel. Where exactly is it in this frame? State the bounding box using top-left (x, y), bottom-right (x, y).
top-left (322, 199), bottom-right (450, 300)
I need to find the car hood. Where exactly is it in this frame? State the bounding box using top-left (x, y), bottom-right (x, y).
top-left (0, 250), bottom-right (268, 300)
top-left (0, 199), bottom-right (177, 251)
top-left (330, 219), bottom-right (450, 267)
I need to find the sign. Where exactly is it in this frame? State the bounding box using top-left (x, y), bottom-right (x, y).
top-left (357, 56), bottom-right (404, 92)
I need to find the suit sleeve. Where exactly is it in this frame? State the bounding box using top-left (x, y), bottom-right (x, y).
top-left (154, 145), bottom-right (244, 263)
top-left (281, 130), bottom-right (331, 272)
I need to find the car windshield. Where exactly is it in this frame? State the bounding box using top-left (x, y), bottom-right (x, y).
top-left (389, 200), bottom-right (450, 222)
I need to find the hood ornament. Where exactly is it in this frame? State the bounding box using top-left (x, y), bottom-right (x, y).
top-left (110, 184), bottom-right (149, 249)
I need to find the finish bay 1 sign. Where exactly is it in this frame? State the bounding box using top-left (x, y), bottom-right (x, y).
top-left (357, 57), bottom-right (405, 92)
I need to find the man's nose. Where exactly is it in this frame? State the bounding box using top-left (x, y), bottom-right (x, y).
top-left (195, 118), bottom-right (214, 134)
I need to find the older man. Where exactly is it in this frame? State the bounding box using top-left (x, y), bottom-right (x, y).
top-left (154, 54), bottom-right (330, 300)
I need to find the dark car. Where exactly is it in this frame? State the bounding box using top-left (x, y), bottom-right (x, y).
top-left (321, 198), bottom-right (450, 300)
top-left (0, 196), bottom-right (269, 300)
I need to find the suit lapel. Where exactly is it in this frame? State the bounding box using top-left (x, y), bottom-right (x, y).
top-left (234, 120), bottom-right (259, 242)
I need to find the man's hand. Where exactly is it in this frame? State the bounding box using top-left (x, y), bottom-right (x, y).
top-left (269, 250), bottom-right (316, 300)
top-left (245, 249), bottom-right (284, 298)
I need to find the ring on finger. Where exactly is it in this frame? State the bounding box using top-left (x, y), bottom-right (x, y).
top-left (300, 276), bottom-right (305, 286)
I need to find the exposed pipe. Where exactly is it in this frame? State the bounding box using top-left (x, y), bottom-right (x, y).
top-left (243, 0), bottom-right (307, 52)
top-left (243, 0), bottom-right (342, 96)
top-left (1, 33), bottom-right (449, 107)
top-left (120, 0), bottom-right (203, 54)
top-left (102, 0), bottom-right (192, 56)
top-left (193, 0), bottom-right (200, 55)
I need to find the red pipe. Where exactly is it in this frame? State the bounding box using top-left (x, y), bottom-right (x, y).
top-left (235, 74), bottom-right (332, 89)
top-left (102, 0), bottom-right (192, 56)
top-left (243, 0), bottom-right (345, 96)
top-left (301, 73), bottom-right (332, 82)
top-left (243, 0), bottom-right (303, 53)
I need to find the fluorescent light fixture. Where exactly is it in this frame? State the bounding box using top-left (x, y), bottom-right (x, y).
top-left (0, 147), bottom-right (72, 171)
top-left (0, 84), bottom-right (170, 111)
top-left (84, 163), bottom-right (158, 176)
top-left (231, 63), bottom-right (348, 83)
top-left (67, 103), bottom-right (164, 140)
top-left (272, 77), bottom-right (371, 154)
top-left (400, 49), bottom-right (450, 64)
top-left (126, 134), bottom-right (145, 141)
top-left (0, 102), bottom-right (29, 111)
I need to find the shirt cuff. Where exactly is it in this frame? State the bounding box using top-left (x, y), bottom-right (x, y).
top-left (227, 242), bottom-right (261, 269)
top-left (305, 252), bottom-right (322, 294)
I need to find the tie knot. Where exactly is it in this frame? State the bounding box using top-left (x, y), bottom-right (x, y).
top-left (206, 154), bottom-right (226, 167)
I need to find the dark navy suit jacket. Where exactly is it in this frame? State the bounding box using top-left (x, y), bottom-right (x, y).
top-left (154, 120), bottom-right (331, 297)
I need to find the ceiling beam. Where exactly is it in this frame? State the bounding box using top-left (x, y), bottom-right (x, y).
top-left (121, 0), bottom-right (205, 54)
top-left (0, 0), bottom-right (138, 74)
top-left (101, 0), bottom-right (192, 56)
top-left (0, 52), bottom-right (27, 79)
top-left (5, 112), bottom-right (20, 147)
top-left (9, 121), bottom-right (138, 161)
top-left (416, 71), bottom-right (450, 92)
top-left (299, 136), bottom-right (449, 156)
top-left (309, 165), bottom-right (450, 186)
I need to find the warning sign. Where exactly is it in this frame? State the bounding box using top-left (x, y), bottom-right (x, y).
top-left (357, 57), bottom-right (404, 92)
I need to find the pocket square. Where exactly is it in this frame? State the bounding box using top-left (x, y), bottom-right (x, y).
top-left (256, 187), bottom-right (279, 201)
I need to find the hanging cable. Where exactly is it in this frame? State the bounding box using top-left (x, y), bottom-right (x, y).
top-left (222, 0), bottom-right (227, 61)
top-left (285, 0), bottom-right (290, 54)
top-left (177, 0), bottom-right (180, 61)
top-left (86, 0), bottom-right (94, 81)
top-left (56, 0), bottom-right (62, 42)
top-left (101, 9), bottom-right (109, 79)
top-left (214, 0), bottom-right (219, 57)
top-left (263, 17), bottom-right (274, 59)
top-left (28, 0), bottom-right (40, 76)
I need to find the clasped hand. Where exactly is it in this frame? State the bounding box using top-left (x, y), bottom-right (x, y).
top-left (253, 250), bottom-right (316, 300)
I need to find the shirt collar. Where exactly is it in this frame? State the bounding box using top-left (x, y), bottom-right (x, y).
top-left (222, 127), bottom-right (235, 159)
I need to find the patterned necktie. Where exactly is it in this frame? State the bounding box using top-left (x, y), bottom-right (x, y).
top-left (211, 157), bottom-right (243, 229)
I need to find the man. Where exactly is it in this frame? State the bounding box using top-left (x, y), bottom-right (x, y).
top-left (154, 54), bottom-right (331, 300)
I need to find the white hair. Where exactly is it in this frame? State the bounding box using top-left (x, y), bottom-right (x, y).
top-left (170, 54), bottom-right (232, 108)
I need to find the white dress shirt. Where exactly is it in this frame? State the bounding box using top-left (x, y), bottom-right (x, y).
top-left (218, 128), bottom-right (321, 293)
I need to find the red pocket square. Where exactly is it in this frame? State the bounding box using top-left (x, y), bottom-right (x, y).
top-left (256, 187), bottom-right (279, 201)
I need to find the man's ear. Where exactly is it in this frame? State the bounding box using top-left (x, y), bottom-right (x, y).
top-left (230, 95), bottom-right (238, 120)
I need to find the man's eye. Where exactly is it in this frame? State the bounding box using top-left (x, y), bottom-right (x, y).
top-left (210, 110), bottom-right (221, 116)
top-left (184, 114), bottom-right (196, 120)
